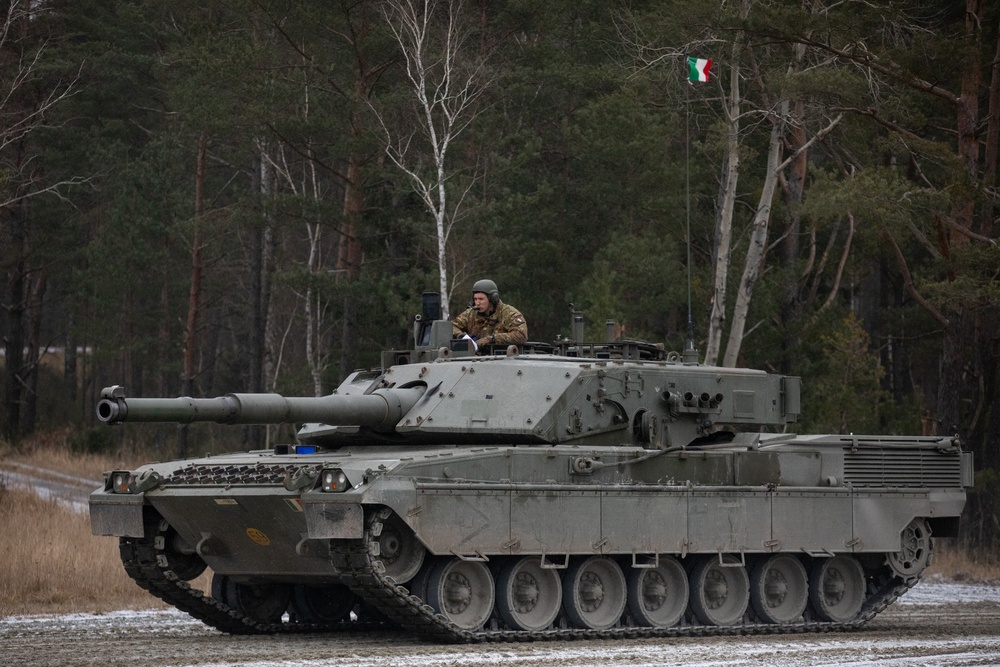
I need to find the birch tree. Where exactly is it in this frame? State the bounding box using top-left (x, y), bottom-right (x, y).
top-left (703, 41), bottom-right (742, 366)
top-left (270, 136), bottom-right (335, 398)
top-left (721, 103), bottom-right (786, 367)
top-left (376, 0), bottom-right (491, 318)
top-left (262, 0), bottom-right (392, 381)
top-left (721, 103), bottom-right (842, 366)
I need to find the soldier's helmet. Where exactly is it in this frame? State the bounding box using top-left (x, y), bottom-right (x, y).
top-left (472, 279), bottom-right (500, 307)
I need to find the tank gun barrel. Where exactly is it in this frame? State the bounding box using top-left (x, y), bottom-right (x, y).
top-left (96, 385), bottom-right (425, 432)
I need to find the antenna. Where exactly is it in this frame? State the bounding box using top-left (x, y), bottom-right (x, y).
top-left (683, 80), bottom-right (698, 363)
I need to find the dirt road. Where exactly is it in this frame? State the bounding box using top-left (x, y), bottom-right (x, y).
top-left (0, 461), bottom-right (94, 513)
top-left (2, 581), bottom-right (998, 667)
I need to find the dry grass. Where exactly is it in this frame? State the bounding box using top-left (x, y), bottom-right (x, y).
top-left (0, 427), bottom-right (149, 483)
top-left (0, 431), bottom-right (213, 618)
top-left (927, 540), bottom-right (1000, 584)
top-left (0, 485), bottom-right (160, 616)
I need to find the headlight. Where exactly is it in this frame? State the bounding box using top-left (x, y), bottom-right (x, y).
top-left (320, 468), bottom-right (350, 492)
top-left (109, 470), bottom-right (133, 493)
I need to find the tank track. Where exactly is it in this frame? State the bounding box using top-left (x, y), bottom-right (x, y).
top-left (327, 507), bottom-right (922, 644)
top-left (118, 516), bottom-right (375, 635)
top-left (118, 511), bottom-right (919, 642)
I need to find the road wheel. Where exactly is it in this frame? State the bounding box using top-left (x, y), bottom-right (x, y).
top-left (689, 555), bottom-right (749, 626)
top-left (496, 557), bottom-right (562, 631)
top-left (750, 554), bottom-right (808, 624)
top-left (809, 555), bottom-right (866, 623)
top-left (626, 556), bottom-right (688, 628)
top-left (426, 558), bottom-right (495, 631)
top-left (562, 556), bottom-right (626, 630)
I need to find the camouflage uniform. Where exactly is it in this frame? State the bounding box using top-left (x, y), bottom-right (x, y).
top-left (452, 300), bottom-right (528, 349)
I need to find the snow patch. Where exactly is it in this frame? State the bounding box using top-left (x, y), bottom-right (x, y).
top-left (898, 581), bottom-right (1000, 606)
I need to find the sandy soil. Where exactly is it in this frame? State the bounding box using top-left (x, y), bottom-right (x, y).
top-left (2, 581), bottom-right (998, 667)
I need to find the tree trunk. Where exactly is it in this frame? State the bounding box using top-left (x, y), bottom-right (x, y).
top-left (935, 0), bottom-right (984, 447)
top-left (722, 103), bottom-right (787, 367)
top-left (183, 131), bottom-right (208, 396)
top-left (436, 180), bottom-right (449, 320)
top-left (338, 154), bottom-right (364, 380)
top-left (244, 142), bottom-right (273, 449)
top-left (22, 271), bottom-right (46, 436)
top-left (64, 312), bottom-right (77, 404)
top-left (201, 308), bottom-right (221, 396)
top-left (305, 222), bottom-right (323, 396)
top-left (779, 97), bottom-right (808, 375)
top-left (337, 157), bottom-right (364, 282)
top-left (936, 316), bottom-right (967, 438)
top-left (976, 10), bottom-right (1000, 470)
top-left (982, 312), bottom-right (1000, 471)
top-left (2, 204), bottom-right (26, 440)
top-left (704, 35), bottom-right (742, 366)
top-left (982, 8), bottom-right (1000, 237)
top-left (179, 131), bottom-right (208, 458)
top-left (157, 272), bottom-right (170, 396)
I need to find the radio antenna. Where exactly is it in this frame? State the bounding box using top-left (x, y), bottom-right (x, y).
top-left (683, 80), bottom-right (698, 363)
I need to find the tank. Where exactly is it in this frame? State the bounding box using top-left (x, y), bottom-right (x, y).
top-left (90, 293), bottom-right (972, 642)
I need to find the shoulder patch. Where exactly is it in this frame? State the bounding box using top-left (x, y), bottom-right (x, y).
top-left (515, 317), bottom-right (524, 324)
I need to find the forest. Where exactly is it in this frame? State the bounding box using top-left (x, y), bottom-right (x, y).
top-left (1, 1), bottom-right (998, 552)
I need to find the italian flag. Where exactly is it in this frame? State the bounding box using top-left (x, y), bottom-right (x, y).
top-left (688, 57), bottom-right (712, 83)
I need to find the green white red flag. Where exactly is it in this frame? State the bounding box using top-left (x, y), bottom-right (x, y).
top-left (688, 57), bottom-right (712, 83)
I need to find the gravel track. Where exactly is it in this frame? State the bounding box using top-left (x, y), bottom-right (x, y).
top-left (0, 461), bottom-right (94, 513)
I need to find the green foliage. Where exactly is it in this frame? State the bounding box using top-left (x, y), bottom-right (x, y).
top-left (576, 233), bottom-right (687, 344)
top-left (798, 312), bottom-right (890, 434)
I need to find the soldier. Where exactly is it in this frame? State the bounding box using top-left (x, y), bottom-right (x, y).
top-left (452, 279), bottom-right (527, 351)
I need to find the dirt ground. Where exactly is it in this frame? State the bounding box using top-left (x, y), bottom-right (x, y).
top-left (2, 581), bottom-right (998, 667)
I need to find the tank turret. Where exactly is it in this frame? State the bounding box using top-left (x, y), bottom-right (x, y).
top-left (89, 292), bottom-right (971, 643)
top-left (97, 292), bottom-right (800, 451)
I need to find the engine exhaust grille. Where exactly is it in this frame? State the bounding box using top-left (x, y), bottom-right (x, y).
top-left (843, 448), bottom-right (963, 488)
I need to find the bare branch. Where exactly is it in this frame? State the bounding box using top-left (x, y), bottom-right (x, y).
top-left (882, 229), bottom-right (950, 329)
top-left (372, 0), bottom-right (493, 318)
top-left (612, 7), bottom-right (724, 79)
top-left (1, 5), bottom-right (84, 210)
top-left (0, 176), bottom-right (93, 210)
top-left (829, 105), bottom-right (928, 144)
top-left (776, 113), bottom-right (843, 172)
top-left (818, 212), bottom-right (855, 314)
top-left (771, 32), bottom-right (960, 106)
top-left (944, 215), bottom-right (999, 246)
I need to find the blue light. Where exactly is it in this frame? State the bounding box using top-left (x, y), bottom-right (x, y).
top-left (295, 445), bottom-right (317, 455)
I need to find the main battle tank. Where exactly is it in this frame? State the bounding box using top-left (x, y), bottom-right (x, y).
top-left (90, 294), bottom-right (972, 642)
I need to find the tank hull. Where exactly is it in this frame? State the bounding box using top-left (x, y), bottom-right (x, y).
top-left (91, 434), bottom-right (969, 639)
